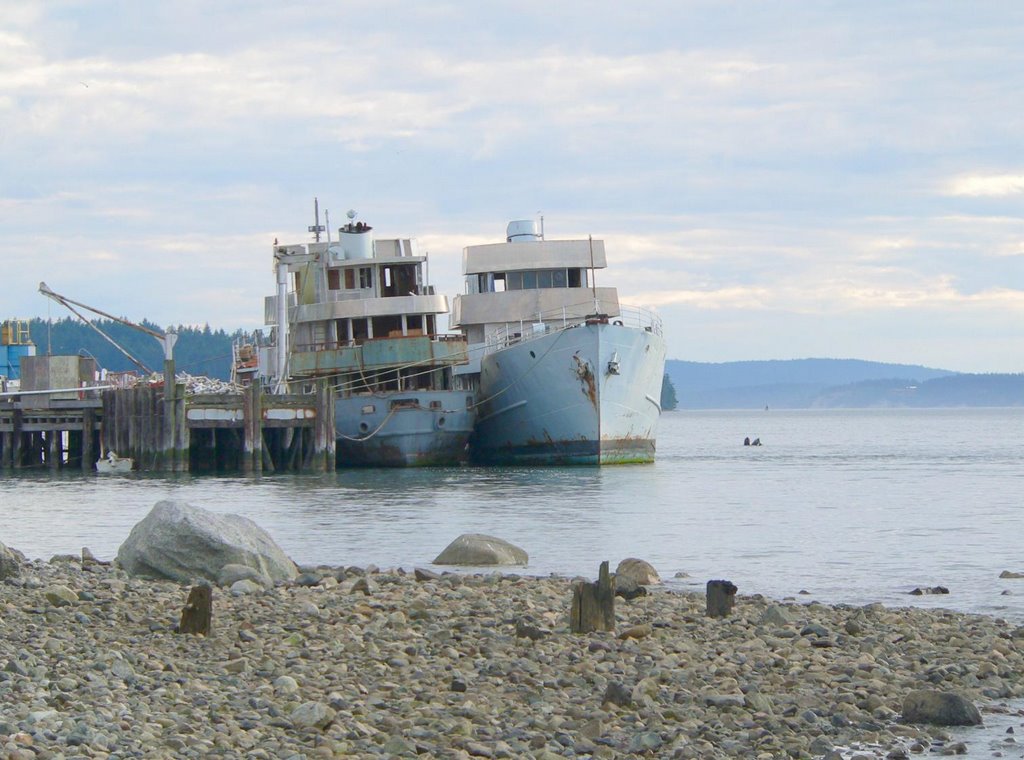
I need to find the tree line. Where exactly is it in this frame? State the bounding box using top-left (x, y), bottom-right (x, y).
top-left (24, 318), bottom-right (242, 380)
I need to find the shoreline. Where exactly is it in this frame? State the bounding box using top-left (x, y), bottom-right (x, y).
top-left (2, 552), bottom-right (1024, 759)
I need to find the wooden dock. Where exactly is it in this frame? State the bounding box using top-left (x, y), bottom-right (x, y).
top-left (0, 382), bottom-right (335, 473)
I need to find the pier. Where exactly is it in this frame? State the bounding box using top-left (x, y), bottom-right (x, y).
top-left (0, 382), bottom-right (335, 473)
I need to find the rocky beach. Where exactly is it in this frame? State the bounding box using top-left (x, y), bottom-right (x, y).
top-left (2, 532), bottom-right (1024, 759)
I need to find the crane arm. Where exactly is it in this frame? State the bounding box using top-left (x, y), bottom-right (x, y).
top-left (39, 282), bottom-right (164, 339)
top-left (38, 281), bottom-right (178, 374)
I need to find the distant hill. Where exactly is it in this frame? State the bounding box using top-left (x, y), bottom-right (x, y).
top-left (666, 359), bottom-right (1023, 409)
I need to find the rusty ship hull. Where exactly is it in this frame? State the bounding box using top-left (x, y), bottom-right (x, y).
top-left (469, 321), bottom-right (666, 465)
top-left (335, 390), bottom-right (474, 467)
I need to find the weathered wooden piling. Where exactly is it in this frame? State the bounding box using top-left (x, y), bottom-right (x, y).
top-left (11, 409), bottom-right (22, 468)
top-left (570, 560), bottom-right (616, 634)
top-left (178, 584), bottom-right (213, 636)
top-left (81, 408), bottom-right (95, 472)
top-left (242, 383), bottom-right (262, 473)
top-left (312, 379), bottom-right (335, 472)
top-left (706, 579), bottom-right (738, 618)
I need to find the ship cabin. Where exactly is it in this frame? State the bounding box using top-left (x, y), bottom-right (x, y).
top-left (265, 221), bottom-right (467, 395)
top-left (450, 220), bottom-right (621, 345)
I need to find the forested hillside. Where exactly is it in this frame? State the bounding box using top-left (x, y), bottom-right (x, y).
top-left (24, 318), bottom-right (242, 380)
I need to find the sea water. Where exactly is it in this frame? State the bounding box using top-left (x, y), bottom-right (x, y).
top-left (1, 407), bottom-right (1021, 619)
top-left (2, 407), bottom-right (1023, 758)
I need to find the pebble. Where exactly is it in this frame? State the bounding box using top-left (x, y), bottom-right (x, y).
top-left (0, 558), bottom-right (1021, 757)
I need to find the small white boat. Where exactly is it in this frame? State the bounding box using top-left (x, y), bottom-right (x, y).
top-left (96, 451), bottom-right (133, 474)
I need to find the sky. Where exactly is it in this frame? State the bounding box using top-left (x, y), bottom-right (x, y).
top-left (2, 1), bottom-right (1022, 373)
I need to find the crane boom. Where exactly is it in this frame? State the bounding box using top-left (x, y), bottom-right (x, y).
top-left (38, 282), bottom-right (178, 375)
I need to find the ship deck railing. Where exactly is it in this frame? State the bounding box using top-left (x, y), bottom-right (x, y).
top-left (292, 332), bottom-right (467, 354)
top-left (484, 302), bottom-right (662, 350)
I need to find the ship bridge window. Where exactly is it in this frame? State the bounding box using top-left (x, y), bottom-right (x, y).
top-left (359, 267), bottom-right (373, 289)
top-left (345, 268), bottom-right (356, 289)
top-left (503, 269), bottom-right (566, 291)
top-left (568, 268), bottom-right (585, 288)
top-left (493, 273), bottom-right (506, 292)
top-left (327, 269), bottom-right (341, 290)
top-left (382, 263), bottom-right (418, 297)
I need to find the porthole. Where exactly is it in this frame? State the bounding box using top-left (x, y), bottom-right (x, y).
top-left (437, 416), bottom-right (446, 428)
top-left (529, 350), bottom-right (536, 358)
top-left (359, 421), bottom-right (370, 433)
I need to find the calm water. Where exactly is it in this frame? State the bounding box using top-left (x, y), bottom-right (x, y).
top-left (2, 408), bottom-right (1022, 620)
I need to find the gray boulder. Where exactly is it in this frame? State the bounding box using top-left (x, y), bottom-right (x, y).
top-left (615, 557), bottom-right (661, 586)
top-left (218, 563), bottom-right (272, 588)
top-left (116, 500), bottom-right (298, 584)
top-left (0, 542), bottom-right (23, 580)
top-left (760, 604), bottom-right (795, 626)
top-left (433, 534), bottom-right (528, 566)
top-left (901, 689), bottom-right (982, 726)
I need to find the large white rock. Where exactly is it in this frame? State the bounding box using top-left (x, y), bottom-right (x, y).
top-left (433, 534), bottom-right (528, 566)
top-left (615, 558), bottom-right (661, 586)
top-left (116, 500), bottom-right (298, 584)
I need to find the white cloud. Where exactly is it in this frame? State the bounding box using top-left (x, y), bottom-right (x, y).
top-left (2, 2), bottom-right (1023, 371)
top-left (946, 174), bottom-right (1024, 197)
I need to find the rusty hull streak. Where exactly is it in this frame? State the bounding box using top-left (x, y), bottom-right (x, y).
top-left (572, 353), bottom-right (597, 407)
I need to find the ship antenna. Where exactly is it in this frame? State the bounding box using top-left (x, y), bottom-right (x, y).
top-left (308, 197), bottom-right (325, 242)
top-left (589, 234), bottom-right (598, 313)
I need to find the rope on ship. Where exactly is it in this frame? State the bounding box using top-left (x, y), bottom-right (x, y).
top-left (336, 406), bottom-right (399, 442)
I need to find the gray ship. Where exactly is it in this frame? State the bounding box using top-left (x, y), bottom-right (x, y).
top-left (450, 220), bottom-right (666, 465)
top-left (263, 208), bottom-right (475, 466)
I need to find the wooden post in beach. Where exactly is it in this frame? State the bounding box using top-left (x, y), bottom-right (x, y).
top-left (570, 560), bottom-right (616, 633)
top-left (706, 579), bottom-right (737, 618)
top-left (178, 583), bottom-right (213, 636)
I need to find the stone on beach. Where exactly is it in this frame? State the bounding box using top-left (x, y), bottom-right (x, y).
top-left (909, 585), bottom-right (949, 595)
top-left (614, 557), bottom-right (661, 585)
top-left (901, 690), bottom-right (983, 726)
top-left (115, 500), bottom-right (298, 584)
top-left (0, 541), bottom-right (23, 580)
top-left (432, 533), bottom-right (528, 566)
top-left (0, 550), bottom-right (1021, 758)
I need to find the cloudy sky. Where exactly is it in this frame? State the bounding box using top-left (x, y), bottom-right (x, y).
top-left (3, 1), bottom-right (1022, 372)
